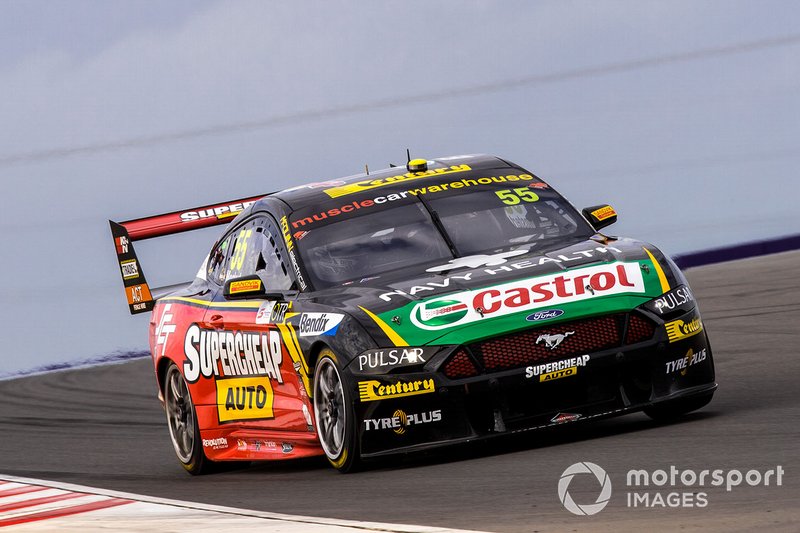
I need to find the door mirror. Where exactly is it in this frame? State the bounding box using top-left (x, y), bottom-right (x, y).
top-left (582, 204), bottom-right (617, 231)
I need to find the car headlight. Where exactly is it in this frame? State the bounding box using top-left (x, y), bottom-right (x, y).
top-left (640, 285), bottom-right (696, 317)
top-left (349, 347), bottom-right (442, 375)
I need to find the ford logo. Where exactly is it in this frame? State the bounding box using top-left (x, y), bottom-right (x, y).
top-left (526, 309), bottom-right (564, 322)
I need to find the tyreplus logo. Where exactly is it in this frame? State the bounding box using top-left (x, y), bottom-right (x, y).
top-left (410, 262), bottom-right (645, 331)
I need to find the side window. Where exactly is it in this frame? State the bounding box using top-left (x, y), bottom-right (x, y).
top-left (207, 234), bottom-right (234, 286)
top-left (252, 218), bottom-right (293, 291)
top-left (207, 216), bottom-right (294, 290)
top-left (206, 219), bottom-right (260, 285)
top-left (225, 222), bottom-right (257, 281)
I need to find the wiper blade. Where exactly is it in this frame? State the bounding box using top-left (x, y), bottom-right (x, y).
top-left (415, 194), bottom-right (460, 258)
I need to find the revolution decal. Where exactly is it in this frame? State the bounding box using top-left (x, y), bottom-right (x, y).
top-left (358, 378), bottom-right (436, 402)
top-left (202, 437), bottom-right (229, 450)
top-left (409, 262), bottom-right (646, 331)
top-left (665, 316), bottom-right (704, 343)
top-left (215, 376), bottom-right (275, 423)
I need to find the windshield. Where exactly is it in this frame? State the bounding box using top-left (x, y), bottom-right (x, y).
top-left (289, 179), bottom-right (594, 289)
top-left (293, 203), bottom-right (453, 287)
top-left (428, 188), bottom-right (585, 255)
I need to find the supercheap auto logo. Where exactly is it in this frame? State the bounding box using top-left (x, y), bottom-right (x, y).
top-left (410, 262), bottom-right (645, 331)
top-left (215, 376), bottom-right (275, 423)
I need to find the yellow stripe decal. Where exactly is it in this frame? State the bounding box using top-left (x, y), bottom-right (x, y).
top-left (644, 247), bottom-right (670, 293)
top-left (277, 323), bottom-right (312, 398)
top-left (159, 296), bottom-right (262, 309)
top-left (287, 325), bottom-right (310, 374)
top-left (359, 306), bottom-right (408, 347)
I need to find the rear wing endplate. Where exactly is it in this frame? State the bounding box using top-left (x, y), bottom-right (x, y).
top-left (109, 194), bottom-right (266, 314)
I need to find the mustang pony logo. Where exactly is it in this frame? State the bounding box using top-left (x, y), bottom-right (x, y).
top-left (536, 331), bottom-right (574, 350)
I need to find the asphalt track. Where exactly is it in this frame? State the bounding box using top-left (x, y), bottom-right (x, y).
top-left (1, 251), bottom-right (799, 532)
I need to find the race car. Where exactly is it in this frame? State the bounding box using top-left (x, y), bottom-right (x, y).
top-left (110, 154), bottom-right (716, 474)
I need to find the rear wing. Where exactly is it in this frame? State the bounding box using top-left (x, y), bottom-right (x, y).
top-left (109, 194), bottom-right (266, 314)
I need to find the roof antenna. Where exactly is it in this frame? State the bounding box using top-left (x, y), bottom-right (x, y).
top-left (365, 164), bottom-right (369, 175)
top-left (405, 148), bottom-right (428, 172)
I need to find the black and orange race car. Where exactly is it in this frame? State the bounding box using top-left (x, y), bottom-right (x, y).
top-left (110, 154), bottom-right (716, 473)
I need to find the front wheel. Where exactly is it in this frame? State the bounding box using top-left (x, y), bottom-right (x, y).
top-left (313, 349), bottom-right (360, 473)
top-left (164, 363), bottom-right (212, 475)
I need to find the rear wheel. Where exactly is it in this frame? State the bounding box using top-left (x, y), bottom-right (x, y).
top-left (644, 391), bottom-right (714, 421)
top-left (164, 363), bottom-right (212, 475)
top-left (313, 349), bottom-right (360, 472)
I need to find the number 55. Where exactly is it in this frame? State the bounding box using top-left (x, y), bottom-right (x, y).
top-left (495, 188), bottom-right (539, 205)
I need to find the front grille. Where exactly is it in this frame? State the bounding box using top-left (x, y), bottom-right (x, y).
top-left (442, 349), bottom-right (479, 379)
top-left (441, 313), bottom-right (656, 378)
top-left (472, 314), bottom-right (623, 372)
top-left (625, 314), bottom-right (656, 344)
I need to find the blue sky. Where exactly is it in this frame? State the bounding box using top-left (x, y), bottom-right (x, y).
top-left (1, 0), bottom-right (799, 373)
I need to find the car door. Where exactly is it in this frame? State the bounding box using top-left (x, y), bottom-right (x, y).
top-left (205, 214), bottom-right (313, 433)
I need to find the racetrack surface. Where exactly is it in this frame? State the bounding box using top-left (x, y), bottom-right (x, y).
top-left (1, 251), bottom-right (799, 532)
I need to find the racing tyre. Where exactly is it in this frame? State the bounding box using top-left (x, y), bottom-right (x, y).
top-left (644, 391), bottom-right (714, 421)
top-left (313, 349), bottom-right (361, 473)
top-left (164, 363), bottom-right (212, 475)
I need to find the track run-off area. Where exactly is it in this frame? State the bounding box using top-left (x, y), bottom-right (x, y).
top-left (1, 251), bottom-right (799, 531)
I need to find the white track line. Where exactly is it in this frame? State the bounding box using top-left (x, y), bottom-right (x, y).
top-left (0, 475), bottom-right (486, 532)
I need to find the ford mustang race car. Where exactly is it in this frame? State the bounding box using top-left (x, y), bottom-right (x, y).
top-left (110, 154), bottom-right (715, 473)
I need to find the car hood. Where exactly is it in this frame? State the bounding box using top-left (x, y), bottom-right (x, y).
top-left (308, 237), bottom-right (675, 346)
